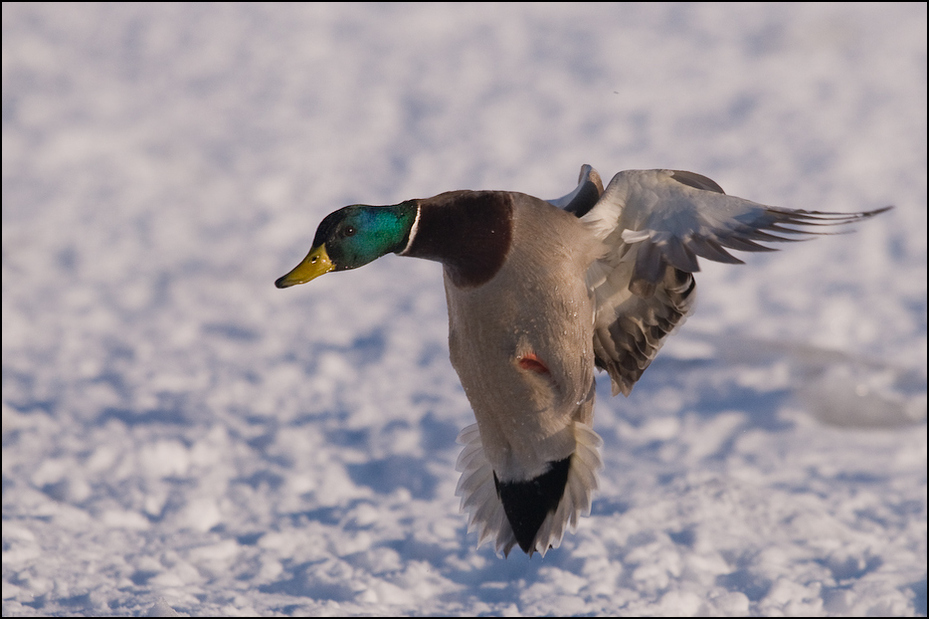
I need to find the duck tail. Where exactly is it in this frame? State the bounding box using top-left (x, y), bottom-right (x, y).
top-left (455, 422), bottom-right (603, 557)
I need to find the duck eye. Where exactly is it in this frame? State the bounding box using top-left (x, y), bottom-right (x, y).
top-left (343, 225), bottom-right (356, 237)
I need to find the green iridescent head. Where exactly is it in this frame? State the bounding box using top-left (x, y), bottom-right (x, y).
top-left (275, 202), bottom-right (418, 288)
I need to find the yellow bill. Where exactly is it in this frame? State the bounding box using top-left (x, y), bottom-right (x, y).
top-left (275, 244), bottom-right (334, 288)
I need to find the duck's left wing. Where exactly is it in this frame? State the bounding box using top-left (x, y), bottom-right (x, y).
top-left (548, 164), bottom-right (604, 216)
top-left (583, 168), bottom-right (891, 396)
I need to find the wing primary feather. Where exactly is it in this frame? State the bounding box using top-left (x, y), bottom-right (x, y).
top-left (685, 235), bottom-right (744, 263)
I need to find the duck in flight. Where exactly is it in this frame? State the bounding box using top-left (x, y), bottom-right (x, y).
top-left (276, 165), bottom-right (889, 557)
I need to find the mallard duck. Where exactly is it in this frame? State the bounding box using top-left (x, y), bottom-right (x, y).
top-left (275, 166), bottom-right (889, 557)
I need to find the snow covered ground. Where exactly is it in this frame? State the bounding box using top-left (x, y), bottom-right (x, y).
top-left (2, 3), bottom-right (926, 616)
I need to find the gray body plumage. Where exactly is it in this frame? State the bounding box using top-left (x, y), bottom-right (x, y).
top-left (447, 194), bottom-right (600, 481)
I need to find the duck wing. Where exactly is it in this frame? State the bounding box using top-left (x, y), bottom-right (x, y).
top-left (548, 163), bottom-right (604, 216)
top-left (581, 169), bottom-right (890, 396)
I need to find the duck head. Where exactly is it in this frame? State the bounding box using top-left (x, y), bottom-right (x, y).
top-left (275, 202), bottom-right (418, 288)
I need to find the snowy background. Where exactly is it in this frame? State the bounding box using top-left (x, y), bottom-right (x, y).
top-left (2, 3), bottom-right (926, 616)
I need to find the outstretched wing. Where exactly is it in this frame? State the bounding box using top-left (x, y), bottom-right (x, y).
top-left (582, 168), bottom-right (891, 396)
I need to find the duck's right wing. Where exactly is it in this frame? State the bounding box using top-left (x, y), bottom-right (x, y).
top-left (583, 169), bottom-right (890, 396)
